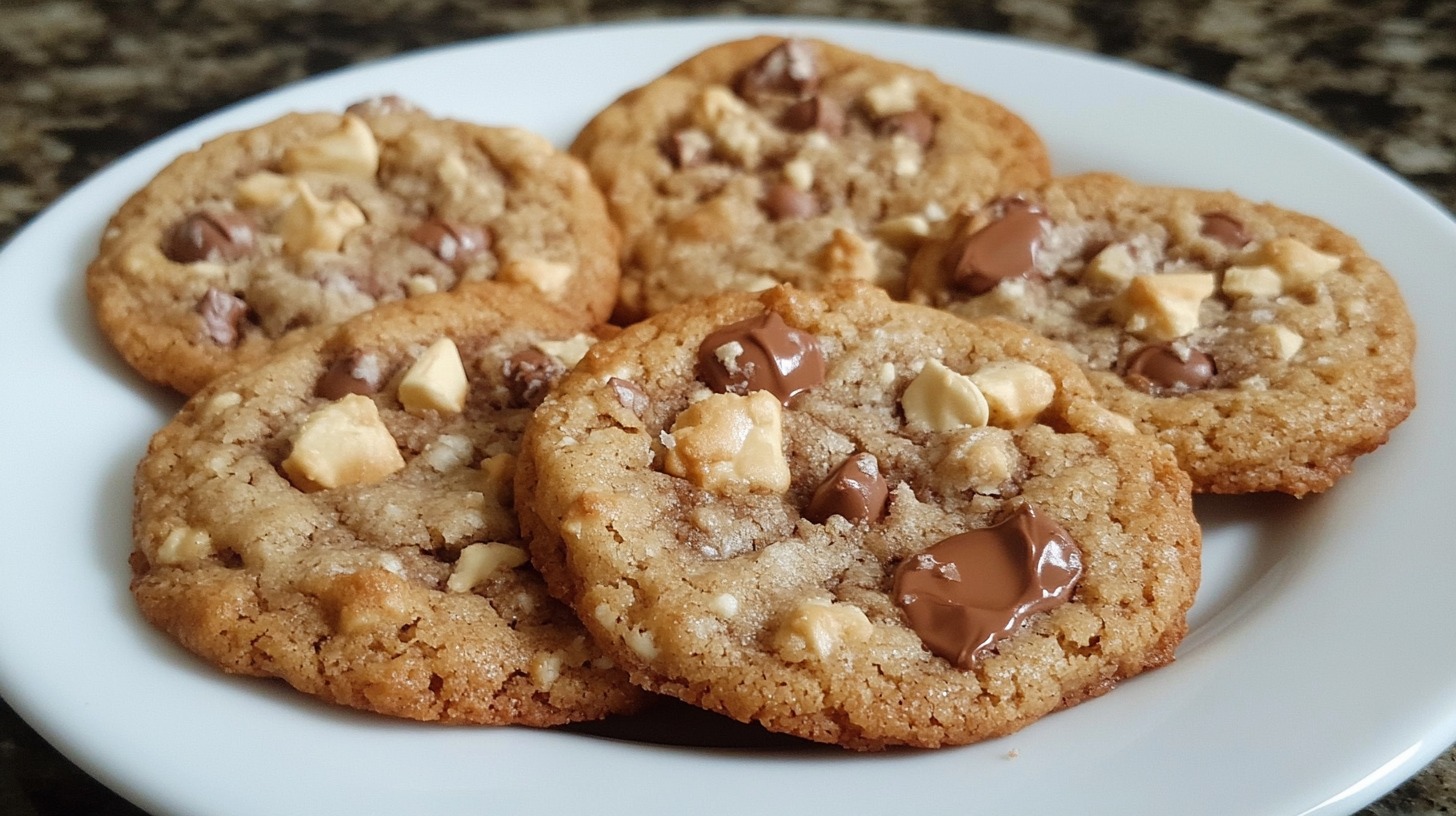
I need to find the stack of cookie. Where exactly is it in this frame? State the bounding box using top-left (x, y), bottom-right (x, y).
top-left (87, 35), bottom-right (1414, 750)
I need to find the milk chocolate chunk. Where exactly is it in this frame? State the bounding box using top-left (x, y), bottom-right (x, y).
top-left (697, 311), bottom-right (826, 405)
top-left (734, 39), bottom-right (820, 102)
top-left (763, 183), bottom-right (821, 221)
top-left (609, 377), bottom-right (649, 415)
top-left (410, 218), bottom-right (490, 266)
top-left (806, 453), bottom-right (888, 524)
top-left (781, 95), bottom-right (845, 136)
top-left (1200, 213), bottom-right (1251, 248)
top-left (944, 200), bottom-right (1050, 295)
top-left (165, 210), bottom-right (257, 263)
top-left (1123, 342), bottom-right (1217, 393)
top-left (316, 350), bottom-right (385, 400)
top-left (195, 288), bottom-right (248, 346)
top-left (893, 503), bottom-right (1082, 669)
top-left (504, 348), bottom-right (565, 408)
top-left (878, 110), bottom-right (935, 148)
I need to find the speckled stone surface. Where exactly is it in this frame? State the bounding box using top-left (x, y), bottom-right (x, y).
top-left (0, 1), bottom-right (1452, 814)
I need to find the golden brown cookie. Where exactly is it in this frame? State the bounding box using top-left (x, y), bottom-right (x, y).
top-left (88, 99), bottom-right (620, 394)
top-left (130, 282), bottom-right (645, 725)
top-left (571, 36), bottom-right (1051, 321)
top-left (906, 172), bottom-right (1417, 495)
top-left (518, 283), bottom-right (1199, 750)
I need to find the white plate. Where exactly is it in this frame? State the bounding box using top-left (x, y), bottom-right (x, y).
top-left (1, 17), bottom-right (1453, 816)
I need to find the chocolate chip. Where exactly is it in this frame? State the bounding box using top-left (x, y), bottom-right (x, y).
top-left (1123, 343), bottom-right (1217, 394)
top-left (195, 288), bottom-right (248, 347)
top-left (663, 128), bottom-right (713, 169)
top-left (1200, 213), bottom-right (1251, 248)
top-left (893, 503), bottom-right (1083, 668)
top-left (165, 210), bottom-right (258, 264)
top-left (806, 453), bottom-right (889, 524)
top-left (781, 95), bottom-right (845, 136)
top-left (608, 377), bottom-right (649, 415)
top-left (878, 110), bottom-right (935, 148)
top-left (409, 218), bottom-right (490, 266)
top-left (734, 39), bottom-right (820, 102)
top-left (943, 199), bottom-right (1050, 295)
top-left (697, 311), bottom-right (826, 405)
top-left (504, 349), bottom-right (565, 408)
top-left (316, 350), bottom-right (385, 400)
top-left (762, 183), bottom-right (821, 221)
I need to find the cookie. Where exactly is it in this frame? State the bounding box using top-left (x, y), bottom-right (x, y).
top-left (88, 98), bottom-right (620, 395)
top-left (518, 283), bottom-right (1200, 750)
top-left (905, 172), bottom-right (1417, 495)
top-left (571, 36), bottom-right (1051, 321)
top-left (130, 282), bottom-right (645, 725)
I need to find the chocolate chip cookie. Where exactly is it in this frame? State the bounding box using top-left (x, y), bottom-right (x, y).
top-left (571, 36), bottom-right (1051, 321)
top-left (88, 99), bottom-right (620, 394)
top-left (905, 172), bottom-right (1417, 495)
top-left (518, 283), bottom-right (1200, 749)
top-left (130, 281), bottom-right (644, 725)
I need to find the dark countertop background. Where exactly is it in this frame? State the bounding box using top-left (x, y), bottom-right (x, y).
top-left (0, 1), bottom-right (1452, 814)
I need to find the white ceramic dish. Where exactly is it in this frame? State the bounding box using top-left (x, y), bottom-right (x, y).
top-left (1, 18), bottom-right (1452, 816)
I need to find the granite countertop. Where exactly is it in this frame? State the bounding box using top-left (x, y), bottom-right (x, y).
top-left (0, 1), bottom-right (1452, 814)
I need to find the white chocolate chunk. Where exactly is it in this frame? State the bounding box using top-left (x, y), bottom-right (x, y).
top-left (662, 391), bottom-right (790, 494)
top-left (1222, 264), bottom-right (1283, 298)
top-left (1083, 243), bottom-right (1137, 291)
top-left (773, 598), bottom-right (873, 662)
top-left (398, 338), bottom-right (468, 415)
top-left (1259, 237), bottom-right (1342, 291)
top-left (1111, 272), bottom-right (1216, 341)
top-left (692, 86), bottom-right (765, 168)
top-left (234, 171), bottom-right (297, 210)
top-left (533, 334), bottom-right (597, 368)
top-left (969, 362), bottom-right (1057, 428)
top-left (498, 257), bottom-right (572, 298)
top-left (478, 453), bottom-right (517, 507)
top-left (282, 394), bottom-right (405, 491)
top-left (277, 183), bottom-right (366, 255)
top-left (1258, 324), bottom-right (1305, 361)
top-left (902, 360), bottom-right (989, 432)
top-left (783, 157), bottom-right (814, 191)
top-left (155, 525), bottom-right (214, 566)
top-left (862, 75), bottom-right (918, 117)
top-left (529, 652), bottom-right (564, 690)
top-left (446, 542), bottom-right (529, 593)
top-left (874, 214), bottom-right (931, 248)
top-left (709, 593), bottom-right (740, 618)
top-left (281, 114), bottom-right (380, 178)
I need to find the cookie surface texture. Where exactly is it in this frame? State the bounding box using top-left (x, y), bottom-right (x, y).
top-left (131, 282), bottom-right (644, 725)
top-left (571, 36), bottom-right (1050, 321)
top-left (906, 172), bottom-right (1416, 495)
top-left (519, 283), bottom-right (1200, 749)
top-left (89, 100), bottom-right (619, 394)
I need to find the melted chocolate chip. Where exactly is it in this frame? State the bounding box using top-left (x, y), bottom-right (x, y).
top-left (609, 377), bottom-right (649, 415)
top-left (763, 183), bottom-right (821, 221)
top-left (781, 95), bottom-right (845, 136)
top-left (893, 504), bottom-right (1083, 668)
top-left (410, 219), bottom-right (490, 266)
top-left (1123, 343), bottom-right (1217, 394)
top-left (806, 453), bottom-right (888, 524)
top-left (504, 349), bottom-right (565, 408)
top-left (878, 110), bottom-right (935, 148)
top-left (697, 311), bottom-right (826, 405)
top-left (943, 200), bottom-right (1051, 295)
top-left (165, 210), bottom-right (258, 264)
top-left (734, 39), bottom-right (820, 102)
top-left (316, 350), bottom-right (385, 400)
top-left (1200, 213), bottom-right (1251, 248)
